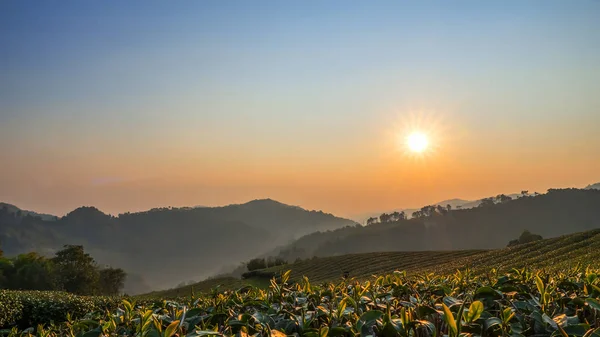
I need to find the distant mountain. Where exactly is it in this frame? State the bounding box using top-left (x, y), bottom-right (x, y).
top-left (585, 182), bottom-right (600, 190)
top-left (271, 188), bottom-right (600, 262)
top-left (0, 199), bottom-right (355, 292)
top-left (0, 202), bottom-right (58, 221)
top-left (352, 195), bottom-right (521, 222)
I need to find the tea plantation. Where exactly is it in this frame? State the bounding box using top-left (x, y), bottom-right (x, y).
top-left (1, 229), bottom-right (599, 337)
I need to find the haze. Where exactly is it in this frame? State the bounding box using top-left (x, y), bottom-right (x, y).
top-left (1, 1), bottom-right (599, 218)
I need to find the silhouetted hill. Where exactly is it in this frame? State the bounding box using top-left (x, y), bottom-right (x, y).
top-left (0, 200), bottom-right (356, 292)
top-left (0, 202), bottom-right (58, 221)
top-left (149, 228), bottom-right (600, 298)
top-left (585, 182), bottom-right (600, 190)
top-left (351, 195), bottom-right (521, 222)
top-left (271, 188), bottom-right (600, 261)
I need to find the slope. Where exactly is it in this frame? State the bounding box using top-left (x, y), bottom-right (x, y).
top-left (271, 188), bottom-right (600, 261)
top-left (0, 199), bottom-right (356, 292)
top-left (149, 227), bottom-right (600, 298)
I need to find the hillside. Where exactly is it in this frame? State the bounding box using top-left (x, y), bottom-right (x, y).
top-left (0, 199), bottom-right (356, 292)
top-left (351, 195), bottom-right (525, 222)
top-left (151, 227), bottom-right (600, 298)
top-left (270, 188), bottom-right (600, 261)
top-left (0, 202), bottom-right (58, 221)
top-left (585, 182), bottom-right (600, 190)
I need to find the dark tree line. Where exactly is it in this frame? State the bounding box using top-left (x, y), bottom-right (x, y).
top-left (246, 257), bottom-right (286, 272)
top-left (507, 230), bottom-right (543, 247)
top-left (366, 211), bottom-right (407, 225)
top-left (0, 245), bottom-right (126, 295)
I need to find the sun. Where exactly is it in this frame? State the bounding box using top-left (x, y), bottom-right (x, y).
top-left (406, 132), bottom-right (429, 153)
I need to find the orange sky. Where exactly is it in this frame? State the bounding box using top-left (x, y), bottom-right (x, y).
top-left (2, 1), bottom-right (599, 220)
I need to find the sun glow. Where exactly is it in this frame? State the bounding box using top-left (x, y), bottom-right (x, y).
top-left (407, 132), bottom-right (429, 153)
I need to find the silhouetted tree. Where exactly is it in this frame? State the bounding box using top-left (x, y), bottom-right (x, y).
top-left (247, 258), bottom-right (267, 271)
top-left (8, 252), bottom-right (56, 290)
top-left (98, 267), bottom-right (127, 295)
top-left (52, 245), bottom-right (99, 295)
top-left (479, 197), bottom-right (495, 207)
top-left (495, 194), bottom-right (512, 204)
top-left (379, 213), bottom-right (391, 223)
top-left (507, 230), bottom-right (543, 247)
top-left (412, 210), bottom-right (423, 218)
top-left (366, 217), bottom-right (378, 225)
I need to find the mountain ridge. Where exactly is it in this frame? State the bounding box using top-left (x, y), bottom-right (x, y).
top-left (0, 199), bottom-right (356, 292)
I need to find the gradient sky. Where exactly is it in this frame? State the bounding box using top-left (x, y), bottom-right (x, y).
top-left (1, 1), bottom-right (599, 219)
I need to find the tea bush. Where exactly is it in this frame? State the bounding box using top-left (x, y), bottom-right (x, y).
top-left (1, 266), bottom-right (600, 337)
top-left (0, 290), bottom-right (120, 328)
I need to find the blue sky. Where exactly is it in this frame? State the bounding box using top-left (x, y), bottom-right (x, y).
top-left (1, 1), bottom-right (599, 216)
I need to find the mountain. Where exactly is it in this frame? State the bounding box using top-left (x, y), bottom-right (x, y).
top-left (0, 199), bottom-right (356, 292)
top-left (269, 188), bottom-right (600, 262)
top-left (0, 202), bottom-right (58, 221)
top-left (150, 227), bottom-right (600, 297)
top-left (351, 195), bottom-right (522, 222)
top-left (585, 182), bottom-right (600, 190)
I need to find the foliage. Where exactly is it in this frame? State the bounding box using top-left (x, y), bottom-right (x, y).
top-left (0, 200), bottom-right (356, 291)
top-left (0, 246), bottom-right (126, 296)
top-left (246, 258), bottom-right (286, 272)
top-left (0, 290), bottom-right (120, 328)
top-left (0, 289), bottom-right (23, 327)
top-left (2, 266), bottom-right (600, 337)
top-left (508, 230), bottom-right (544, 247)
top-left (98, 268), bottom-right (128, 296)
top-left (280, 189), bottom-right (600, 258)
top-left (52, 245), bottom-right (99, 295)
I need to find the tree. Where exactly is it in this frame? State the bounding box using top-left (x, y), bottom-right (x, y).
top-left (52, 245), bottom-right (99, 295)
top-left (98, 267), bottom-right (127, 295)
top-left (479, 197), bottom-right (495, 207)
top-left (366, 217), bottom-right (378, 225)
top-left (247, 258), bottom-right (267, 271)
top-left (507, 230), bottom-right (543, 247)
top-left (379, 213), bottom-right (391, 223)
top-left (9, 252), bottom-right (55, 290)
top-left (495, 194), bottom-right (512, 204)
top-left (520, 190), bottom-right (529, 198)
top-left (436, 205), bottom-right (447, 214)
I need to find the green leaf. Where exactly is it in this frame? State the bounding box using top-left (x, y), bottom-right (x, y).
top-left (443, 296), bottom-right (462, 308)
top-left (319, 326), bottom-right (329, 337)
top-left (416, 305), bottom-right (438, 318)
top-left (465, 301), bottom-right (484, 323)
top-left (586, 298), bottom-right (600, 312)
top-left (536, 275), bottom-right (545, 295)
top-left (475, 287), bottom-right (501, 299)
top-left (356, 310), bottom-right (384, 331)
top-left (484, 317), bottom-right (502, 331)
top-left (563, 324), bottom-right (591, 337)
top-left (164, 320), bottom-right (180, 337)
top-left (328, 327), bottom-right (348, 337)
top-left (442, 303), bottom-right (457, 337)
top-left (186, 308), bottom-right (203, 318)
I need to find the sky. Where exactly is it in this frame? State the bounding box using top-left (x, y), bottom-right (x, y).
top-left (1, 1), bottom-right (599, 219)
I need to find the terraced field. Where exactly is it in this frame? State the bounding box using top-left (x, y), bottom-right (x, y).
top-left (148, 228), bottom-right (600, 298)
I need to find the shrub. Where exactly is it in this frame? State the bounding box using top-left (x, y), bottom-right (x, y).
top-left (0, 290), bottom-right (24, 327)
top-left (0, 290), bottom-right (120, 329)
